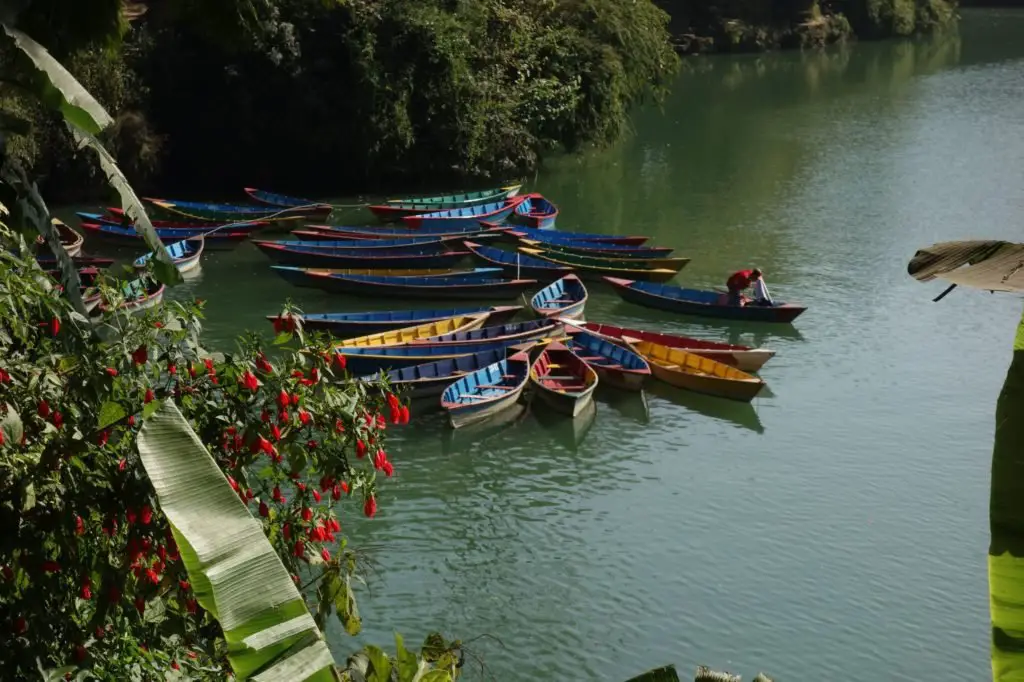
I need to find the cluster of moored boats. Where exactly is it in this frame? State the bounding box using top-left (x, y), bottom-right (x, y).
top-left (41, 183), bottom-right (806, 429)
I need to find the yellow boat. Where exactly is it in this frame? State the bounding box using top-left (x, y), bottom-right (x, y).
top-left (517, 247), bottom-right (679, 283)
top-left (623, 337), bottom-right (766, 402)
top-left (336, 314), bottom-right (488, 348)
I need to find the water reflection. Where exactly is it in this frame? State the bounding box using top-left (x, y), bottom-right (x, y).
top-left (990, 310), bottom-right (1024, 681)
top-left (533, 399), bottom-right (598, 452)
top-left (645, 381), bottom-right (765, 434)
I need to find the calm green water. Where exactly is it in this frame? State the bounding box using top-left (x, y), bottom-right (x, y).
top-left (65, 9), bottom-right (1024, 679)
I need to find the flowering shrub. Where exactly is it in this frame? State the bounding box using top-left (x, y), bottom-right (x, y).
top-left (0, 242), bottom-right (409, 679)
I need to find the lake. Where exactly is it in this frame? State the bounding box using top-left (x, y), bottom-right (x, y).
top-left (67, 9), bottom-right (1024, 680)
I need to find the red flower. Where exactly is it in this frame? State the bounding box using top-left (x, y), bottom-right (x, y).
top-left (310, 367), bottom-right (320, 383)
top-left (128, 415), bottom-right (136, 427)
top-left (41, 560), bottom-right (60, 573)
top-left (186, 599), bottom-right (197, 614)
top-left (240, 370), bottom-right (259, 391)
top-left (356, 440), bottom-right (367, 459)
top-left (135, 597), bottom-right (146, 614)
top-left (127, 507), bottom-right (139, 525)
top-left (376, 414), bottom-right (386, 430)
top-left (189, 364), bottom-right (198, 379)
top-left (291, 392), bottom-right (300, 406)
top-left (37, 400), bottom-right (50, 419)
top-left (14, 616), bottom-right (27, 634)
top-left (49, 316), bottom-right (60, 337)
top-left (272, 486), bottom-right (284, 503)
top-left (245, 488), bottom-right (254, 501)
top-left (306, 439), bottom-right (318, 450)
top-left (298, 409), bottom-right (311, 426)
top-left (382, 460), bottom-right (394, 477)
top-left (0, 430), bottom-right (5, 446)
top-left (256, 354), bottom-right (273, 373)
top-left (389, 406), bottom-right (401, 425)
top-left (132, 345), bottom-right (148, 365)
top-left (259, 500), bottom-right (269, 517)
top-left (321, 548), bottom-right (331, 562)
top-left (146, 568), bottom-right (159, 585)
top-left (168, 363), bottom-right (177, 376)
top-left (293, 540), bottom-right (305, 558)
top-left (283, 522), bottom-right (291, 539)
top-left (277, 389), bottom-right (289, 410)
top-left (96, 430), bottom-right (109, 447)
top-left (334, 418), bottom-right (345, 433)
top-left (278, 410), bottom-right (289, 425)
top-left (73, 645), bottom-right (87, 663)
top-left (154, 321), bottom-right (164, 328)
top-left (387, 393), bottom-right (399, 409)
top-left (140, 505), bottom-right (152, 525)
top-left (105, 367), bottom-right (118, 377)
top-left (312, 489), bottom-right (321, 503)
top-left (364, 495), bottom-right (377, 519)
top-left (80, 576), bottom-right (92, 600)
top-left (400, 405), bottom-right (410, 424)
top-left (327, 518), bottom-right (341, 533)
top-left (118, 458), bottom-right (127, 472)
top-left (261, 409), bottom-right (271, 423)
top-left (334, 353), bottom-right (346, 370)
top-left (188, 651), bottom-right (198, 660)
top-left (179, 579), bottom-right (190, 591)
top-left (204, 358), bottom-right (214, 373)
top-left (52, 411), bottom-right (63, 428)
top-left (270, 424), bottom-right (281, 442)
top-left (227, 475), bottom-right (239, 492)
top-left (0, 368), bottom-right (9, 383)
top-left (144, 388), bottom-right (155, 404)
top-left (319, 475), bottom-right (333, 491)
top-left (291, 370), bottom-right (304, 380)
top-left (75, 516), bottom-right (85, 536)
top-left (301, 507), bottom-right (313, 522)
top-left (331, 484), bottom-right (342, 501)
top-left (309, 525), bottom-right (325, 542)
top-left (171, 661), bottom-right (180, 671)
top-left (341, 481), bottom-right (350, 494)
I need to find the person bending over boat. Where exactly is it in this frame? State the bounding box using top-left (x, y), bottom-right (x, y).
top-left (726, 268), bottom-right (774, 307)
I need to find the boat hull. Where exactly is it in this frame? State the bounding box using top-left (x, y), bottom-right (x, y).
top-left (534, 382), bottom-right (595, 417)
top-left (442, 351), bottom-right (531, 429)
top-left (648, 361), bottom-right (764, 402)
top-left (449, 385), bottom-right (524, 428)
top-left (401, 198), bottom-right (522, 230)
top-left (529, 344), bottom-right (599, 418)
top-left (269, 306), bottom-right (522, 336)
top-left (628, 339), bottom-right (766, 402)
top-left (273, 268), bottom-right (535, 300)
top-left (530, 275), bottom-right (588, 320)
top-left (256, 244), bottom-right (469, 269)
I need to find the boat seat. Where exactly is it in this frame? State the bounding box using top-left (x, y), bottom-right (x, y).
top-left (477, 384), bottom-right (513, 390)
top-left (541, 374), bottom-right (579, 380)
top-left (548, 384), bottom-right (587, 391)
top-left (575, 355), bottom-right (604, 361)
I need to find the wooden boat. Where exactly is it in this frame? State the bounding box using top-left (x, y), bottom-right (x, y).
top-left (77, 221), bottom-right (254, 248)
top-left (271, 267), bottom-right (536, 299)
top-left (338, 313), bottom-right (489, 348)
top-left (624, 337), bottom-right (766, 402)
top-left (271, 266), bottom-right (495, 287)
top-left (519, 247), bottom-right (679, 282)
top-left (337, 337), bottom-right (534, 375)
top-left (88, 278), bottom-right (166, 316)
top-left (36, 255), bottom-right (114, 269)
top-left (528, 342), bottom-right (598, 417)
top-left (463, 240), bottom-right (572, 281)
top-left (145, 197), bottom-right (330, 221)
top-left (261, 236), bottom-right (450, 251)
top-left (441, 348), bottom-right (531, 429)
top-left (530, 275), bottom-right (588, 320)
top-left (295, 223), bottom-right (503, 241)
top-left (509, 193), bottom-right (558, 229)
top-left (561, 325), bottom-right (651, 391)
top-left (265, 305), bottom-right (522, 336)
top-left (369, 185), bottom-right (522, 222)
top-left (577, 322), bottom-right (775, 372)
top-left (81, 211), bottom-right (230, 230)
top-left (254, 241), bottom-right (469, 269)
top-left (369, 347), bottom-right (512, 399)
top-left (401, 197), bottom-right (524, 229)
top-left (502, 228), bottom-right (649, 246)
top-left (133, 237), bottom-right (204, 274)
top-left (604, 277), bottom-right (807, 323)
top-left (405, 318), bottom-right (561, 347)
top-left (518, 237), bottom-right (675, 259)
top-left (244, 187), bottom-right (332, 212)
top-left (36, 219), bottom-right (83, 258)
top-left (520, 246), bottom-right (688, 272)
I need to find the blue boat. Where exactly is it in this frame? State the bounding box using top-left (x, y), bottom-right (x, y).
top-left (77, 220), bottom-right (255, 248)
top-left (517, 238), bottom-right (676, 259)
top-left (402, 198), bottom-right (524, 229)
top-left (530, 274), bottom-right (588, 320)
top-left (265, 305), bottom-right (522, 336)
top-left (462, 241), bottom-right (572, 281)
top-left (509, 193), bottom-right (558, 229)
top-left (502, 228), bottom-right (650, 247)
top-left (408, 318), bottom-right (560, 346)
top-left (272, 267), bottom-right (536, 300)
top-left (337, 337), bottom-right (535, 375)
top-left (244, 187), bottom-right (331, 210)
top-left (254, 241), bottom-right (468, 269)
top-left (366, 348), bottom-right (510, 399)
top-left (297, 223), bottom-right (503, 240)
top-left (441, 350), bottom-right (532, 428)
top-left (263, 236), bottom-right (451, 250)
top-left (562, 325), bottom-right (651, 392)
top-left (604, 277), bottom-right (807, 323)
top-left (134, 237), bottom-right (205, 274)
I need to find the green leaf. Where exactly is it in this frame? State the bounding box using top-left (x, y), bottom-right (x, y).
top-left (0, 24), bottom-right (113, 134)
top-left (364, 646), bottom-right (392, 682)
top-left (336, 575), bottom-right (361, 636)
top-left (416, 671), bottom-right (452, 682)
top-left (66, 126), bottom-right (183, 287)
top-left (21, 481), bottom-right (35, 512)
top-left (1, 403), bottom-right (23, 445)
top-left (98, 401), bottom-right (126, 429)
top-left (136, 401), bottom-right (336, 682)
top-left (273, 332), bottom-right (294, 346)
top-left (142, 400), bottom-right (160, 420)
top-left (395, 633), bottom-right (419, 682)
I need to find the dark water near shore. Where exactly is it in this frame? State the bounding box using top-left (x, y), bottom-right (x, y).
top-left (62, 9), bottom-right (1024, 679)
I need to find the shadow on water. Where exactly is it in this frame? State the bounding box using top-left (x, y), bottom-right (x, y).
top-left (439, 402), bottom-right (531, 456)
top-left (990, 309), bottom-right (1024, 681)
top-left (532, 399), bottom-right (598, 452)
top-left (645, 380), bottom-right (766, 434)
top-left (595, 389), bottom-right (651, 424)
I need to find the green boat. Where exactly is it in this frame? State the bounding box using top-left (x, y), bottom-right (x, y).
top-left (517, 246), bottom-right (690, 272)
top-left (368, 184), bottom-right (522, 221)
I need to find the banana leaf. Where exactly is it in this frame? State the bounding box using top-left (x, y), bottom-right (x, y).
top-left (990, 307), bottom-right (1024, 681)
top-left (137, 401), bottom-right (337, 681)
top-left (908, 240), bottom-right (1024, 293)
top-left (623, 666), bottom-right (681, 682)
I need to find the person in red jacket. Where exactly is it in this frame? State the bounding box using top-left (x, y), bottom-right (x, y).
top-left (726, 268), bottom-right (772, 306)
